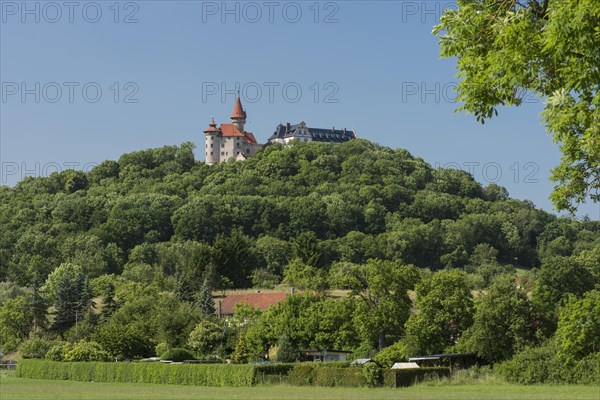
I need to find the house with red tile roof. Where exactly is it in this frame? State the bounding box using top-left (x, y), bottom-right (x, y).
top-left (216, 291), bottom-right (289, 317)
top-left (204, 95), bottom-right (262, 165)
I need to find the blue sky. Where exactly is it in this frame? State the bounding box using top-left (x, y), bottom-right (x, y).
top-left (1, 0), bottom-right (598, 219)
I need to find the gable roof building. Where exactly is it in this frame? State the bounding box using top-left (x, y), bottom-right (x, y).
top-left (216, 292), bottom-right (289, 317)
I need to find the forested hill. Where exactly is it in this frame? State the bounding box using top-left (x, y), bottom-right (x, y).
top-left (0, 139), bottom-right (598, 289)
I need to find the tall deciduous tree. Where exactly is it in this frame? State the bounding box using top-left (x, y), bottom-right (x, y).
top-left (331, 260), bottom-right (420, 350)
top-left (0, 296), bottom-right (34, 351)
top-left (405, 270), bottom-right (474, 355)
top-left (434, 0), bottom-right (600, 211)
top-left (555, 290), bottom-right (600, 362)
top-left (533, 256), bottom-right (596, 316)
top-left (460, 276), bottom-right (536, 363)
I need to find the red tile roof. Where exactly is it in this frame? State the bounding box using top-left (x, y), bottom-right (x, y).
top-left (231, 96), bottom-right (246, 119)
top-left (219, 123), bottom-right (246, 138)
top-left (203, 117), bottom-right (220, 133)
top-left (218, 124), bottom-right (258, 144)
top-left (218, 292), bottom-right (289, 316)
top-left (244, 132), bottom-right (258, 144)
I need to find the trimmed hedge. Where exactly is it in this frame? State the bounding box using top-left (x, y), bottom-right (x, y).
top-left (17, 360), bottom-right (256, 387)
top-left (17, 360), bottom-right (454, 388)
top-left (287, 364), bottom-right (315, 386)
top-left (384, 367), bottom-right (451, 387)
top-left (313, 367), bottom-right (365, 387)
top-left (254, 363), bottom-right (295, 375)
top-left (253, 363), bottom-right (295, 385)
top-left (287, 363), bottom-right (365, 387)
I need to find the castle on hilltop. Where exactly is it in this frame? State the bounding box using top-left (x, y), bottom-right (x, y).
top-left (204, 96), bottom-right (356, 164)
top-left (203, 96), bottom-right (261, 165)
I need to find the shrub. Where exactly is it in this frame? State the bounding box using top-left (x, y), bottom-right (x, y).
top-left (374, 340), bottom-right (408, 368)
top-left (287, 364), bottom-right (315, 385)
top-left (275, 334), bottom-right (300, 363)
top-left (362, 362), bottom-right (383, 387)
top-left (155, 342), bottom-right (168, 357)
top-left (63, 341), bottom-right (111, 362)
top-left (495, 342), bottom-right (566, 384)
top-left (496, 341), bottom-right (600, 385)
top-left (572, 353), bottom-right (600, 385)
top-left (19, 338), bottom-right (53, 359)
top-left (45, 342), bottom-right (72, 361)
top-left (384, 367), bottom-right (451, 387)
top-left (417, 366), bottom-right (502, 386)
top-left (160, 348), bottom-right (195, 362)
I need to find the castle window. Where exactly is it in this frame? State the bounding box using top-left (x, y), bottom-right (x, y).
top-left (237, 151), bottom-right (240, 155)
top-left (221, 151), bottom-right (224, 156)
top-left (211, 144), bottom-right (213, 148)
top-left (210, 151), bottom-right (213, 155)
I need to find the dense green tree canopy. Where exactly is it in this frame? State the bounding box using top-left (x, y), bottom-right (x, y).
top-left (459, 276), bottom-right (537, 363)
top-left (0, 140), bottom-right (598, 367)
top-left (434, 0), bottom-right (600, 212)
top-left (405, 270), bottom-right (474, 355)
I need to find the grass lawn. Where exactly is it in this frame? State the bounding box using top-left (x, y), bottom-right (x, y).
top-left (0, 376), bottom-right (598, 400)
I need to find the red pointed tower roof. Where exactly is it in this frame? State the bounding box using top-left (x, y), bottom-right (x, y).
top-left (203, 117), bottom-right (221, 133)
top-left (231, 96), bottom-right (246, 119)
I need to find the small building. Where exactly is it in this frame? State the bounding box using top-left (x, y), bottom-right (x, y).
top-left (268, 122), bottom-right (356, 145)
top-left (216, 292), bottom-right (289, 317)
top-left (391, 362), bottom-right (420, 369)
top-left (301, 349), bottom-right (352, 363)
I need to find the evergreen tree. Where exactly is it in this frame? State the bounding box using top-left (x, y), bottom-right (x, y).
top-left (101, 282), bottom-right (119, 319)
top-left (231, 330), bottom-right (249, 364)
top-left (196, 279), bottom-right (215, 317)
top-left (52, 271), bottom-right (88, 335)
top-left (28, 282), bottom-right (48, 331)
top-left (174, 269), bottom-right (195, 303)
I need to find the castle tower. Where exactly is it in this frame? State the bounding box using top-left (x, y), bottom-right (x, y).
top-left (204, 117), bottom-right (221, 165)
top-left (231, 94), bottom-right (247, 132)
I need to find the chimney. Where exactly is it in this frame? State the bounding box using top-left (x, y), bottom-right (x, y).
top-left (286, 122), bottom-right (291, 133)
top-left (343, 128), bottom-right (347, 134)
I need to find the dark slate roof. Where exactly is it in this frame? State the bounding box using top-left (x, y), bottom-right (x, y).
top-left (268, 123), bottom-right (356, 143)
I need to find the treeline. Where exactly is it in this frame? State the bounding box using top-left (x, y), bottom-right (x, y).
top-left (0, 140), bottom-right (598, 383)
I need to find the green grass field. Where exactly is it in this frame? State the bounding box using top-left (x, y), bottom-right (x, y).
top-left (1, 376), bottom-right (598, 400)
